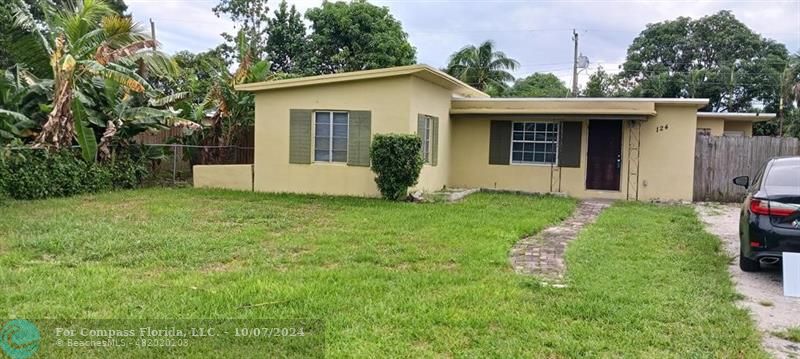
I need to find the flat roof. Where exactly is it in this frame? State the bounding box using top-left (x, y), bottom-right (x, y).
top-left (453, 97), bottom-right (709, 106)
top-left (450, 97), bottom-right (709, 116)
top-left (697, 112), bottom-right (776, 122)
top-left (235, 64), bottom-right (489, 98)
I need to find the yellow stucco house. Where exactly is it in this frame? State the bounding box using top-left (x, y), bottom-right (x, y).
top-left (193, 64), bottom-right (774, 201)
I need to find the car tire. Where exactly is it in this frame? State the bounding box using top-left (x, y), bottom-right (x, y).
top-left (740, 252), bottom-right (760, 272)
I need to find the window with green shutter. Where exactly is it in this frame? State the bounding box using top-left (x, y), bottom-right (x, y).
top-left (291, 109), bottom-right (371, 166)
top-left (417, 114), bottom-right (438, 166)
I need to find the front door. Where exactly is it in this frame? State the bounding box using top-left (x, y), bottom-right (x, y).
top-left (586, 120), bottom-right (622, 191)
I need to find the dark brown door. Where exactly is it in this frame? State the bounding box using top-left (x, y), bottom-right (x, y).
top-left (586, 120), bottom-right (622, 190)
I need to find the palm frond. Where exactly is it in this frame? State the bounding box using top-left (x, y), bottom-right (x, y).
top-left (6, 28), bottom-right (52, 78)
top-left (101, 15), bottom-right (138, 38)
top-left (80, 60), bottom-right (145, 92)
top-left (75, 0), bottom-right (115, 26)
top-left (116, 50), bottom-right (179, 77)
top-left (95, 39), bottom-right (155, 65)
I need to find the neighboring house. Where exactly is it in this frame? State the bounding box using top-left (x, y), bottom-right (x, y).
top-left (193, 64), bottom-right (774, 201)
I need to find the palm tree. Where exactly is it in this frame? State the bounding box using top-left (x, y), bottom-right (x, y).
top-left (445, 40), bottom-right (519, 94)
top-left (11, 0), bottom-right (176, 159)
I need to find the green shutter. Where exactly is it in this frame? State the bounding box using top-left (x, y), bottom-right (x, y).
top-left (417, 115), bottom-right (426, 137)
top-left (558, 121), bottom-right (582, 168)
top-left (289, 109), bottom-right (312, 164)
top-left (431, 116), bottom-right (439, 166)
top-left (489, 120), bottom-right (512, 165)
top-left (347, 111), bottom-right (372, 166)
top-left (417, 114), bottom-right (427, 162)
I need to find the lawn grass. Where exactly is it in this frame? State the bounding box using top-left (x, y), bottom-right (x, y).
top-left (774, 327), bottom-right (800, 343)
top-left (0, 189), bottom-right (765, 357)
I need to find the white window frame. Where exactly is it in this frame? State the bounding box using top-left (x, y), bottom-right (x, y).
top-left (313, 111), bottom-right (349, 163)
top-left (510, 121), bottom-right (560, 165)
top-left (421, 116), bottom-right (432, 163)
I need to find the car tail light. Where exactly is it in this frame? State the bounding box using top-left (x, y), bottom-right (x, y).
top-left (750, 199), bottom-right (800, 217)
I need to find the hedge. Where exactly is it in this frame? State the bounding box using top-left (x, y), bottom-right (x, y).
top-left (0, 149), bottom-right (149, 200)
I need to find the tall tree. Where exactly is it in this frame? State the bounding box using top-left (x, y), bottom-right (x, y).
top-left (213, 0), bottom-right (269, 62)
top-left (265, 0), bottom-right (308, 74)
top-left (620, 11), bottom-right (789, 113)
top-left (506, 73), bottom-right (569, 97)
top-left (582, 67), bottom-right (627, 97)
top-left (445, 40), bottom-right (518, 94)
top-left (305, 0), bottom-right (416, 74)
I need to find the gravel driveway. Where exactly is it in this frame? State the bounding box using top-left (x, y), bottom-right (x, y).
top-left (696, 203), bottom-right (800, 358)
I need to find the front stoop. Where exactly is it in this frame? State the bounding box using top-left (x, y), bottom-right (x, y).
top-left (509, 200), bottom-right (611, 282)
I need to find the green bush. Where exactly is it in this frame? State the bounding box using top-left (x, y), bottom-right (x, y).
top-left (0, 148), bottom-right (149, 200)
top-left (369, 134), bottom-right (424, 200)
top-left (109, 153), bottom-right (150, 189)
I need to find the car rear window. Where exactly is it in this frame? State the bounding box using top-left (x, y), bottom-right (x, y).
top-left (765, 165), bottom-right (800, 187)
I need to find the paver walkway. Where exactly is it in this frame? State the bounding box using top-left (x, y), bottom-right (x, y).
top-left (510, 199), bottom-right (611, 281)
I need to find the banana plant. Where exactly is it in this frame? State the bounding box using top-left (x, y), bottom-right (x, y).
top-left (11, 0), bottom-right (177, 161)
top-left (0, 65), bottom-right (50, 144)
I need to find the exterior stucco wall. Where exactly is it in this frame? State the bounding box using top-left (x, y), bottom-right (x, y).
top-left (409, 76), bottom-right (453, 192)
top-left (697, 118), bottom-right (724, 136)
top-left (723, 121), bottom-right (753, 136)
top-left (635, 104), bottom-right (697, 201)
top-left (448, 118), bottom-right (629, 200)
top-left (448, 104), bottom-right (698, 201)
top-left (252, 75), bottom-right (453, 196)
top-left (193, 164), bottom-right (253, 191)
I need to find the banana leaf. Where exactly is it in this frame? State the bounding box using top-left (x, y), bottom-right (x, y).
top-left (72, 101), bottom-right (97, 163)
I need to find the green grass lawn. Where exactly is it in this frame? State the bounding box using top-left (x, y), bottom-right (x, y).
top-left (0, 189), bottom-right (765, 357)
top-left (775, 327), bottom-right (800, 343)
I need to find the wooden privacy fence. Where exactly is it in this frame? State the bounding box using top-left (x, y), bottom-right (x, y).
top-left (694, 135), bottom-right (800, 202)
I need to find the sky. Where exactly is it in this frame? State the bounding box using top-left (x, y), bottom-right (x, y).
top-left (126, 0), bottom-right (800, 87)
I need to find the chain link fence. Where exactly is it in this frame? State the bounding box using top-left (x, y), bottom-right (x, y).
top-left (137, 144), bottom-right (254, 186)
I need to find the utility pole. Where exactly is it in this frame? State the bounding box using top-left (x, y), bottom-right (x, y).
top-left (571, 29), bottom-right (579, 97)
top-left (728, 67), bottom-right (734, 111)
top-left (778, 63), bottom-right (788, 137)
top-left (150, 18), bottom-right (157, 50)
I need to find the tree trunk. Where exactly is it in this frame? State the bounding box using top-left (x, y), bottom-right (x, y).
top-left (35, 79), bottom-right (74, 149)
